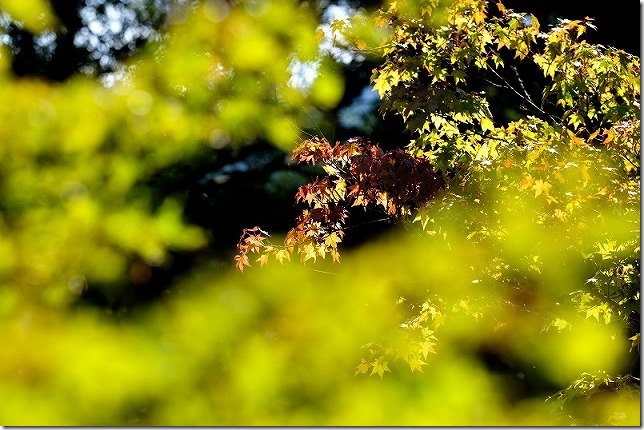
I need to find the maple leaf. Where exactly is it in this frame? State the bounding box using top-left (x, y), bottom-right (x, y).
top-left (552, 318), bottom-right (571, 331)
top-left (372, 77), bottom-right (391, 98)
top-left (586, 306), bottom-right (601, 321)
top-left (370, 357), bottom-right (390, 379)
top-left (406, 354), bottom-right (426, 373)
top-left (352, 194), bottom-right (366, 207)
top-left (376, 191), bottom-right (389, 211)
top-left (480, 117), bottom-right (494, 132)
top-left (275, 249), bottom-right (291, 264)
top-left (553, 209), bottom-right (567, 221)
top-left (324, 232), bottom-right (342, 248)
top-left (317, 245), bottom-right (327, 259)
top-left (256, 254), bottom-right (269, 267)
top-left (302, 242), bottom-right (318, 262)
top-left (330, 249), bottom-right (341, 263)
top-left (355, 359), bottom-right (370, 376)
top-left (301, 186), bottom-right (316, 205)
top-left (244, 234), bottom-right (265, 253)
top-left (629, 333), bottom-right (640, 352)
top-left (432, 312), bottom-right (445, 329)
top-left (419, 340), bottom-right (437, 358)
top-left (333, 178), bottom-right (347, 199)
top-left (519, 175), bottom-right (535, 191)
top-left (532, 179), bottom-right (551, 197)
top-left (347, 183), bottom-right (360, 198)
top-left (234, 254), bottom-right (250, 272)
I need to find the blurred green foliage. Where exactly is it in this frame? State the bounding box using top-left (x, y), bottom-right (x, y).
top-left (0, 0), bottom-right (639, 426)
top-left (0, 0), bottom-right (335, 307)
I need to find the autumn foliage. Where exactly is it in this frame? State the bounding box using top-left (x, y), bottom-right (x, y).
top-left (234, 0), bottom-right (640, 423)
top-left (0, 0), bottom-right (638, 425)
top-left (235, 137), bottom-right (444, 270)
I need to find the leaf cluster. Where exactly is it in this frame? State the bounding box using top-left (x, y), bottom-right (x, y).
top-left (235, 136), bottom-right (444, 269)
top-left (235, 0), bottom-right (640, 419)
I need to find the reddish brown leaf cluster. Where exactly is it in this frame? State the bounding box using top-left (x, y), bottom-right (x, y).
top-left (235, 137), bottom-right (445, 270)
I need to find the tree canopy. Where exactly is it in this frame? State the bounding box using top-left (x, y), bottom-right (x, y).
top-left (0, 0), bottom-right (639, 425)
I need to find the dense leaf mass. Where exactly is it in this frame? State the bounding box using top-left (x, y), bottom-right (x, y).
top-left (236, 0), bottom-right (640, 423)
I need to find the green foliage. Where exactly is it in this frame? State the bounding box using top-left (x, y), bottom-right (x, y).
top-left (0, 0), bottom-right (340, 306)
top-left (0, 0), bottom-right (639, 426)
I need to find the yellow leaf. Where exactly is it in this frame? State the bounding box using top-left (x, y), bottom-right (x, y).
top-left (275, 249), bottom-right (291, 264)
top-left (480, 117), bottom-right (494, 132)
top-left (316, 28), bottom-right (325, 43)
top-left (475, 143), bottom-right (490, 160)
top-left (586, 307), bottom-right (601, 321)
top-left (588, 128), bottom-right (600, 141)
top-left (370, 358), bottom-right (390, 378)
top-left (567, 113), bottom-right (585, 130)
top-left (553, 209), bottom-right (567, 221)
top-left (432, 312), bottom-right (445, 329)
top-left (324, 232), bottom-right (342, 248)
top-left (355, 359), bottom-right (370, 376)
top-left (376, 191), bottom-right (389, 211)
top-left (532, 179), bottom-right (551, 197)
top-left (552, 318), bottom-right (571, 331)
top-left (576, 25), bottom-right (586, 38)
top-left (566, 128), bottom-right (585, 145)
top-left (629, 333), bottom-right (640, 352)
top-left (302, 243), bottom-right (318, 262)
top-left (330, 249), bottom-right (340, 263)
top-left (519, 175), bottom-right (535, 191)
top-left (407, 354), bottom-right (426, 373)
top-left (334, 179), bottom-right (347, 199)
top-left (317, 245), bottom-right (327, 259)
top-left (256, 254), bottom-right (269, 267)
top-left (420, 340), bottom-right (437, 358)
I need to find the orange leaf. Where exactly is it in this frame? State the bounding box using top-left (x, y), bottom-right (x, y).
top-left (234, 254), bottom-right (250, 272)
